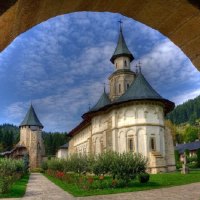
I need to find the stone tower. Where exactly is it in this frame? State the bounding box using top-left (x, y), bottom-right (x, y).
top-left (19, 104), bottom-right (45, 169)
top-left (109, 24), bottom-right (136, 101)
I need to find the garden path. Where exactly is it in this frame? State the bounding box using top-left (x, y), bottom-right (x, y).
top-left (2, 173), bottom-right (200, 200)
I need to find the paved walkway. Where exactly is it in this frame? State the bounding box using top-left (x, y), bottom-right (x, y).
top-left (2, 173), bottom-right (200, 200)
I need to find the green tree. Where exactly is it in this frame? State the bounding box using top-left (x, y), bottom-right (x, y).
top-left (197, 148), bottom-right (200, 168)
top-left (174, 150), bottom-right (180, 163)
top-left (184, 125), bottom-right (199, 142)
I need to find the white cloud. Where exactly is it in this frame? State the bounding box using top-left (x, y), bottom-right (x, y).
top-left (1, 11), bottom-right (200, 132)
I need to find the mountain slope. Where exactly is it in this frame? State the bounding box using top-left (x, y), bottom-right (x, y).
top-left (166, 95), bottom-right (200, 124)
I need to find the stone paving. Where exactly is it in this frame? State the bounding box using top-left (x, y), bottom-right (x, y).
top-left (2, 173), bottom-right (200, 200)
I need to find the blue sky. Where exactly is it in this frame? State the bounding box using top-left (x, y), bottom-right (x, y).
top-left (0, 12), bottom-right (199, 132)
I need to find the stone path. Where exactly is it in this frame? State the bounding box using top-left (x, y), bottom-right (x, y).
top-left (2, 173), bottom-right (200, 200)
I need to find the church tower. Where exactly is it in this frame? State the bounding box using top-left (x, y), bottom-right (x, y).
top-left (109, 23), bottom-right (136, 101)
top-left (19, 104), bottom-right (45, 169)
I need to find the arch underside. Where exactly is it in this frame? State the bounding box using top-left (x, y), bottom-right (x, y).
top-left (0, 0), bottom-right (200, 71)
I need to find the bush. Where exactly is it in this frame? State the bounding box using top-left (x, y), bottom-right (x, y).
top-left (174, 150), bottom-right (180, 163)
top-left (138, 173), bottom-right (150, 183)
top-left (0, 158), bottom-right (24, 194)
top-left (176, 161), bottom-right (182, 169)
top-left (187, 162), bottom-right (198, 169)
top-left (110, 152), bottom-right (147, 184)
top-left (45, 152), bottom-right (148, 188)
top-left (92, 151), bottom-right (115, 176)
top-left (41, 161), bottom-right (48, 171)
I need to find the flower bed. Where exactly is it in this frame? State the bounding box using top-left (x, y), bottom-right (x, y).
top-left (43, 152), bottom-right (149, 190)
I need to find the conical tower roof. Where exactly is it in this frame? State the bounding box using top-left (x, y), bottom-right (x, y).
top-left (117, 71), bottom-right (162, 102)
top-left (110, 26), bottom-right (134, 64)
top-left (20, 104), bottom-right (43, 128)
top-left (116, 70), bottom-right (175, 113)
top-left (90, 90), bottom-right (111, 112)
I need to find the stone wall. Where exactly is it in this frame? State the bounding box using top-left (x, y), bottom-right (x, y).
top-left (19, 126), bottom-right (45, 169)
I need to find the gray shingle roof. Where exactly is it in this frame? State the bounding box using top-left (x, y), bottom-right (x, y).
top-left (110, 27), bottom-right (134, 63)
top-left (117, 71), bottom-right (162, 102)
top-left (90, 90), bottom-right (111, 112)
top-left (20, 105), bottom-right (43, 128)
top-left (175, 141), bottom-right (200, 154)
top-left (115, 71), bottom-right (175, 114)
top-left (59, 143), bottom-right (69, 149)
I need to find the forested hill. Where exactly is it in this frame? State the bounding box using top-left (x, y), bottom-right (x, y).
top-left (166, 95), bottom-right (200, 125)
top-left (0, 124), bottom-right (69, 155)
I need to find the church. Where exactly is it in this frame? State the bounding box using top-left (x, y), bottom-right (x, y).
top-left (68, 25), bottom-right (176, 173)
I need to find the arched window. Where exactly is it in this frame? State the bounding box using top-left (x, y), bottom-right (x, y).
top-left (124, 60), bottom-right (127, 67)
top-left (127, 83), bottom-right (129, 89)
top-left (119, 84), bottom-right (121, 93)
top-left (150, 137), bottom-right (156, 151)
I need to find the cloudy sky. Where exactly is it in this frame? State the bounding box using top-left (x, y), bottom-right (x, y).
top-left (0, 12), bottom-right (199, 132)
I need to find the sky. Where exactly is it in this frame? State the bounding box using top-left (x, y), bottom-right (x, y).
top-left (0, 12), bottom-right (199, 132)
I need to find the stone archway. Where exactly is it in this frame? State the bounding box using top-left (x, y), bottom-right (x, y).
top-left (0, 0), bottom-right (200, 70)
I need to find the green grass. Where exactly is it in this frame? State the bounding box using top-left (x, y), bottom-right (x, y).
top-left (0, 174), bottom-right (29, 198)
top-left (44, 171), bottom-right (200, 197)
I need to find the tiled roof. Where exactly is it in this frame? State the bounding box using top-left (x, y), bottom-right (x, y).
top-left (90, 90), bottom-right (111, 112)
top-left (175, 141), bottom-right (200, 154)
top-left (110, 26), bottom-right (134, 63)
top-left (20, 104), bottom-right (43, 128)
top-left (116, 71), bottom-right (162, 102)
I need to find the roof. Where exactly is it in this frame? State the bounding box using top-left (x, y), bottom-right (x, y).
top-left (110, 26), bottom-right (134, 63)
top-left (20, 104), bottom-right (43, 128)
top-left (117, 71), bottom-right (162, 102)
top-left (59, 143), bottom-right (69, 149)
top-left (116, 71), bottom-right (174, 113)
top-left (175, 141), bottom-right (200, 154)
top-left (89, 90), bottom-right (111, 112)
top-left (0, 144), bottom-right (26, 156)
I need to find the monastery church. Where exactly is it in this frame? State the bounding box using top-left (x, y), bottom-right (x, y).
top-left (2, 24), bottom-right (176, 173)
top-left (68, 25), bottom-right (176, 173)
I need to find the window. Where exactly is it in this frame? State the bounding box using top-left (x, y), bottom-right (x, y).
top-left (116, 63), bottom-right (118, 68)
top-left (128, 138), bottom-right (134, 152)
top-left (150, 137), bottom-right (156, 151)
top-left (119, 84), bottom-right (121, 93)
top-left (127, 83), bottom-right (129, 89)
top-left (124, 60), bottom-right (127, 67)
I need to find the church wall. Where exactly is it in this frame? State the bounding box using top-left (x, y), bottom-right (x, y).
top-left (68, 102), bottom-right (175, 173)
top-left (69, 125), bottom-right (92, 155)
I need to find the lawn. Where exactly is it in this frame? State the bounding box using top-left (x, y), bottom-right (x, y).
top-left (45, 171), bottom-right (200, 197)
top-left (0, 174), bottom-right (29, 198)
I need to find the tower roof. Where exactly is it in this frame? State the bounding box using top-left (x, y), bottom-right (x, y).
top-left (110, 26), bottom-right (134, 64)
top-left (89, 90), bottom-right (111, 112)
top-left (117, 71), bottom-right (162, 102)
top-left (20, 104), bottom-right (43, 128)
top-left (116, 70), bottom-right (175, 113)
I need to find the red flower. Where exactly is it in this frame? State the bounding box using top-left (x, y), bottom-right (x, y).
top-left (87, 177), bottom-right (94, 184)
top-left (99, 175), bottom-right (104, 180)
